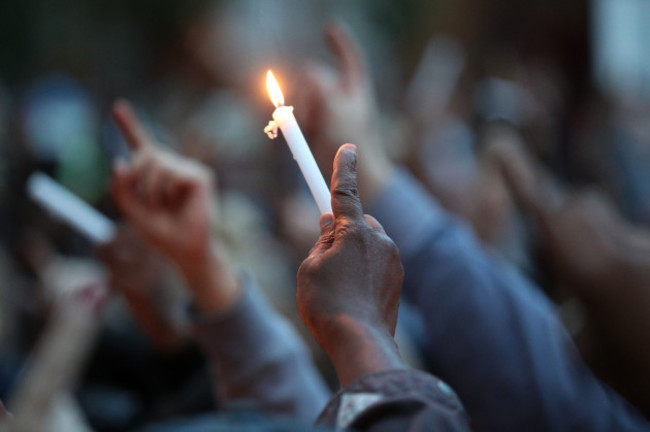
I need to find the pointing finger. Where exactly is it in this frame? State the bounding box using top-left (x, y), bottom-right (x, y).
top-left (324, 22), bottom-right (364, 90)
top-left (112, 99), bottom-right (153, 151)
top-left (495, 143), bottom-right (564, 224)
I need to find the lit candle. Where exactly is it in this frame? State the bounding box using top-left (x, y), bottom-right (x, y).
top-left (264, 70), bottom-right (332, 214)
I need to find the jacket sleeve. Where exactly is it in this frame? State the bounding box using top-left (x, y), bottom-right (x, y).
top-left (369, 169), bottom-right (649, 431)
top-left (316, 369), bottom-right (469, 432)
top-left (191, 273), bottom-right (331, 421)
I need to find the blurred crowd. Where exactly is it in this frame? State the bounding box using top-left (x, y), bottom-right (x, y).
top-left (1, 0), bottom-right (650, 431)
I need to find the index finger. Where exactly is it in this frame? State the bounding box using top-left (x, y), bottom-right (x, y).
top-left (331, 143), bottom-right (364, 223)
top-left (495, 142), bottom-right (564, 222)
top-left (324, 22), bottom-right (365, 90)
top-left (112, 99), bottom-right (153, 151)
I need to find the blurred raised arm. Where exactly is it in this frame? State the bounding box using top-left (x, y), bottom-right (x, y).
top-left (110, 100), bottom-right (330, 419)
top-left (296, 24), bottom-right (394, 205)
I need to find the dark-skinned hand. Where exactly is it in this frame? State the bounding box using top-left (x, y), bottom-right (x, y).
top-left (297, 144), bottom-right (405, 387)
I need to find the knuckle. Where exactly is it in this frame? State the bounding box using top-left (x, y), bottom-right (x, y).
top-left (338, 222), bottom-right (363, 240)
top-left (377, 233), bottom-right (400, 256)
top-left (333, 185), bottom-right (359, 203)
top-left (318, 233), bottom-right (335, 245)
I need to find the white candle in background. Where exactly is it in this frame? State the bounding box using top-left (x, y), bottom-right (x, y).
top-left (264, 70), bottom-right (332, 214)
top-left (27, 172), bottom-right (116, 244)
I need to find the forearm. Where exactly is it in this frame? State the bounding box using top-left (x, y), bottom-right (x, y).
top-left (121, 289), bottom-right (184, 350)
top-left (174, 242), bottom-right (331, 419)
top-left (191, 274), bottom-right (330, 420)
top-left (177, 243), bottom-right (241, 315)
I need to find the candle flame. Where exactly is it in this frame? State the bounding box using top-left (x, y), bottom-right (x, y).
top-left (266, 70), bottom-right (285, 108)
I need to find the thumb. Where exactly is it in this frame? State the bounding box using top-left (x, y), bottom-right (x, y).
top-left (495, 142), bottom-right (563, 225)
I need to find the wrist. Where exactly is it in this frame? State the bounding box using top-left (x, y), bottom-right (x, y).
top-left (179, 243), bottom-right (242, 314)
top-left (317, 315), bottom-right (405, 388)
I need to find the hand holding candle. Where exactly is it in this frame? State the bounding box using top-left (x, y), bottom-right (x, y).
top-left (264, 71), bottom-right (333, 214)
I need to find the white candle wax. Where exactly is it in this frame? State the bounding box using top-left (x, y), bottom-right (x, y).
top-left (27, 172), bottom-right (116, 244)
top-left (272, 106), bottom-right (332, 214)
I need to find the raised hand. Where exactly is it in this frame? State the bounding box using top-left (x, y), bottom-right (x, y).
top-left (296, 24), bottom-right (393, 204)
top-left (97, 226), bottom-right (186, 349)
top-left (111, 100), bottom-right (213, 268)
top-left (297, 144), bottom-right (405, 386)
top-left (494, 140), bottom-right (629, 291)
top-left (110, 100), bottom-right (239, 313)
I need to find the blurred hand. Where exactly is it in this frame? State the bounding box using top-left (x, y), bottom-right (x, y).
top-left (297, 144), bottom-right (404, 386)
top-left (495, 140), bottom-right (629, 291)
top-left (111, 100), bottom-right (240, 313)
top-left (98, 225), bottom-right (166, 294)
top-left (98, 226), bottom-right (186, 348)
top-left (111, 101), bottom-right (214, 269)
top-left (296, 23), bottom-right (393, 204)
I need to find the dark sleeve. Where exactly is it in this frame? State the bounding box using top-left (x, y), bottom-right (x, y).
top-left (369, 170), bottom-right (650, 431)
top-left (316, 369), bottom-right (469, 432)
top-left (191, 273), bottom-right (331, 420)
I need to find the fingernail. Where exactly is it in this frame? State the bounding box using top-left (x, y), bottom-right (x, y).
top-left (344, 143), bottom-right (357, 157)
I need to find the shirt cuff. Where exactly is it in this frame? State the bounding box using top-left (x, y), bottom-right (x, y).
top-left (369, 170), bottom-right (450, 259)
top-left (316, 369), bottom-right (468, 430)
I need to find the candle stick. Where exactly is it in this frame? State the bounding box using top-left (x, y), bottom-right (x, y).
top-left (264, 70), bottom-right (332, 214)
top-left (27, 172), bottom-right (116, 244)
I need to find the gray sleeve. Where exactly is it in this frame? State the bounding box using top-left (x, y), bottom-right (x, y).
top-left (369, 169), bottom-right (650, 432)
top-left (191, 273), bottom-right (331, 421)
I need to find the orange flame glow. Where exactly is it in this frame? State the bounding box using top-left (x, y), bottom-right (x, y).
top-left (266, 70), bottom-right (285, 108)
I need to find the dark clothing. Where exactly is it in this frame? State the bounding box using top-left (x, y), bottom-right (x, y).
top-left (318, 369), bottom-right (469, 431)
